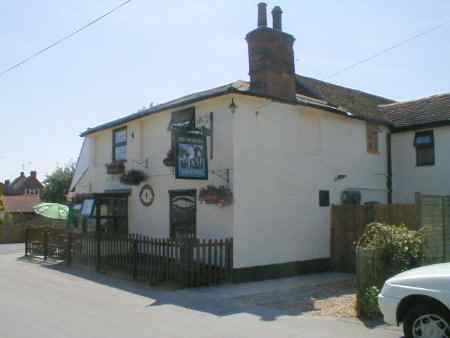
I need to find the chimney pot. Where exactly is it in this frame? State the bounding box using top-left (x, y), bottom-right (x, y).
top-left (257, 2), bottom-right (268, 28)
top-left (30, 171), bottom-right (37, 178)
top-left (272, 6), bottom-right (283, 31)
top-left (20, 172), bottom-right (25, 177)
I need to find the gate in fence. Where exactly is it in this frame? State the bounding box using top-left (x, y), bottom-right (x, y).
top-left (25, 227), bottom-right (71, 260)
top-left (416, 193), bottom-right (450, 263)
top-left (25, 228), bottom-right (233, 287)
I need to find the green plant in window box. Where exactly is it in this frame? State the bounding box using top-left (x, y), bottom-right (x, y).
top-left (105, 161), bottom-right (125, 175)
top-left (120, 170), bottom-right (148, 186)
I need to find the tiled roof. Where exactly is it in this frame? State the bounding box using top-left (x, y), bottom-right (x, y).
top-left (296, 75), bottom-right (395, 122)
top-left (81, 76), bottom-right (396, 137)
top-left (379, 93), bottom-right (450, 129)
top-left (1, 195), bottom-right (41, 213)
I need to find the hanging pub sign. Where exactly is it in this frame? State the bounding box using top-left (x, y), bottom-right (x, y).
top-left (174, 132), bottom-right (208, 180)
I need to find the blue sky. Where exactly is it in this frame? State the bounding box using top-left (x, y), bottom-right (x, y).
top-left (1, 0), bottom-right (449, 182)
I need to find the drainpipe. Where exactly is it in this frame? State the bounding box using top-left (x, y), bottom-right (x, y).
top-left (387, 133), bottom-right (392, 204)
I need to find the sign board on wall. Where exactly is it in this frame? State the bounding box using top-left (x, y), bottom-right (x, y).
top-left (139, 185), bottom-right (155, 206)
top-left (175, 132), bottom-right (208, 180)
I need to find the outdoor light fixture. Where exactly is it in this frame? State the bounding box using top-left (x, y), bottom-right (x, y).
top-left (334, 174), bottom-right (347, 182)
top-left (228, 98), bottom-right (237, 114)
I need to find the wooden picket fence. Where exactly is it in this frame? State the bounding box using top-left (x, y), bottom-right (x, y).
top-left (25, 228), bottom-right (233, 288)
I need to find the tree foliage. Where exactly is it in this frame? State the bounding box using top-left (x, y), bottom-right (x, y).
top-left (41, 163), bottom-right (76, 204)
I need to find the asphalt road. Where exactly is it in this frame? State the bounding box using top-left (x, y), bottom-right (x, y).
top-left (0, 244), bottom-right (401, 338)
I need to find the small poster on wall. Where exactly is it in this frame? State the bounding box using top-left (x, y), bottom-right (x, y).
top-left (175, 132), bottom-right (208, 180)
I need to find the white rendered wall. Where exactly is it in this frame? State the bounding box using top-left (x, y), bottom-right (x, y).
top-left (232, 97), bottom-right (388, 268)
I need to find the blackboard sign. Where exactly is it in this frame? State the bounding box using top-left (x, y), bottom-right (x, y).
top-left (175, 132), bottom-right (208, 180)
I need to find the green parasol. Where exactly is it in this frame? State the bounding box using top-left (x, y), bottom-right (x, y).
top-left (33, 203), bottom-right (69, 220)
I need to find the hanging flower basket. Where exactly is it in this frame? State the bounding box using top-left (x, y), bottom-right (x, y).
top-left (199, 185), bottom-right (233, 207)
top-left (163, 149), bottom-right (175, 167)
top-left (120, 170), bottom-right (148, 186)
top-left (105, 161), bottom-right (125, 175)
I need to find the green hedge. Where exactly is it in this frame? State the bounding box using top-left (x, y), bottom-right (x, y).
top-left (356, 223), bottom-right (424, 319)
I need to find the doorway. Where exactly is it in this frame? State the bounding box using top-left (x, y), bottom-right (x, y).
top-left (169, 190), bottom-right (197, 239)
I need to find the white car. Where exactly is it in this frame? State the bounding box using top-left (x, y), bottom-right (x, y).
top-left (378, 263), bottom-right (450, 338)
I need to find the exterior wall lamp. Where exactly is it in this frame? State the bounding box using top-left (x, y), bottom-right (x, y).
top-left (334, 174), bottom-right (347, 182)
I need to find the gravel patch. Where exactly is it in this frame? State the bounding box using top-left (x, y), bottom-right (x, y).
top-left (233, 278), bottom-right (357, 318)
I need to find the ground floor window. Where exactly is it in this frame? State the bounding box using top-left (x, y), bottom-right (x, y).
top-left (76, 192), bottom-right (129, 235)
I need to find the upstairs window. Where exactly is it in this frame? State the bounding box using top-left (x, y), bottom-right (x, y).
top-left (366, 123), bottom-right (379, 154)
top-left (414, 130), bottom-right (434, 166)
top-left (169, 107), bottom-right (195, 131)
top-left (319, 190), bottom-right (330, 207)
top-left (113, 127), bottom-right (127, 162)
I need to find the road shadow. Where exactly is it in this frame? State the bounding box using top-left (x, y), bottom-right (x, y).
top-left (18, 255), bottom-right (395, 331)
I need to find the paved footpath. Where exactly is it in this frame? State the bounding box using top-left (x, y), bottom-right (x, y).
top-left (0, 244), bottom-right (402, 338)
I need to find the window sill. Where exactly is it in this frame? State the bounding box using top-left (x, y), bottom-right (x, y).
top-left (416, 164), bottom-right (435, 167)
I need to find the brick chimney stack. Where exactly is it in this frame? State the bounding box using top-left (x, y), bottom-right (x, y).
top-left (246, 4), bottom-right (296, 101)
top-left (4, 180), bottom-right (10, 195)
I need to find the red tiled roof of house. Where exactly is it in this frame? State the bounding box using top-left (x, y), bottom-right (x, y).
top-left (1, 195), bottom-right (41, 213)
top-left (379, 93), bottom-right (450, 129)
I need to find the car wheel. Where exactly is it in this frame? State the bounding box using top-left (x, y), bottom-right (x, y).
top-left (404, 304), bottom-right (450, 338)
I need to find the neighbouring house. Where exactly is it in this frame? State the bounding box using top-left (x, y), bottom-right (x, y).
top-left (1, 171), bottom-right (43, 220)
top-left (3, 171), bottom-right (43, 197)
top-left (380, 94), bottom-right (450, 203)
top-left (0, 183), bottom-right (4, 220)
top-left (69, 4), bottom-right (449, 281)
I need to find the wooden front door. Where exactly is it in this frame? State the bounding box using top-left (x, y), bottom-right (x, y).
top-left (169, 190), bottom-right (196, 239)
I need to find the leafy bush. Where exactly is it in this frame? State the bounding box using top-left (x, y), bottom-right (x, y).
top-left (358, 286), bottom-right (382, 319)
top-left (356, 223), bottom-right (424, 318)
top-left (358, 223), bottom-right (424, 275)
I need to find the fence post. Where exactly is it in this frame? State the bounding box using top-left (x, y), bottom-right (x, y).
top-left (133, 238), bottom-right (138, 280)
top-left (66, 232), bottom-right (72, 266)
top-left (182, 239), bottom-right (190, 287)
top-left (96, 230), bottom-right (102, 272)
top-left (25, 228), bottom-right (29, 257)
top-left (415, 192), bottom-right (422, 230)
top-left (442, 197), bottom-right (448, 262)
top-left (367, 205), bottom-right (375, 224)
top-left (43, 230), bottom-right (48, 261)
top-left (229, 238), bottom-right (234, 283)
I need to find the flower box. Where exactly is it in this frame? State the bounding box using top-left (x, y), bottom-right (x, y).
top-left (105, 161), bottom-right (125, 175)
top-left (120, 170), bottom-right (148, 186)
top-left (199, 185), bottom-right (233, 207)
